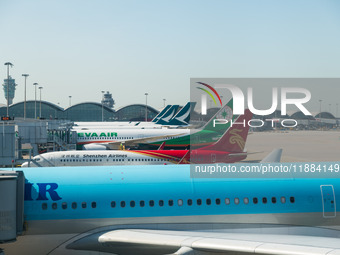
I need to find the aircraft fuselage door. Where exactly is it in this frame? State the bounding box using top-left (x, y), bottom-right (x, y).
top-left (321, 185), bottom-right (336, 218)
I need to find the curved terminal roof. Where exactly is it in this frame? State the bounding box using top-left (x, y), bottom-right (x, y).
top-left (290, 111), bottom-right (316, 120)
top-left (0, 101), bottom-right (159, 121)
top-left (315, 112), bottom-right (335, 119)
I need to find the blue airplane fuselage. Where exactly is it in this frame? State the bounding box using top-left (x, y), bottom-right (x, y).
top-left (19, 164), bottom-right (340, 235)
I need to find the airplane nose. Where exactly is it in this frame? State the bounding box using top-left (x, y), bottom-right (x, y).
top-left (21, 162), bottom-right (28, 167)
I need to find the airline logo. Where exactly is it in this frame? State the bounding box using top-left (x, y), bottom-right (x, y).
top-left (25, 183), bottom-right (62, 201)
top-left (216, 105), bottom-right (233, 121)
top-left (78, 132), bottom-right (118, 138)
top-left (229, 129), bottom-right (245, 150)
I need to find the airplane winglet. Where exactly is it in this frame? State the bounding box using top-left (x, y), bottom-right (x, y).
top-left (178, 151), bottom-right (190, 164)
top-left (260, 148), bottom-right (283, 163)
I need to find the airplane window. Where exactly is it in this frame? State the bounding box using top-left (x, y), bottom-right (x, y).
top-left (159, 200), bottom-right (164, 207)
top-left (91, 202), bottom-right (97, 208)
top-left (253, 198), bottom-right (258, 204)
top-left (290, 197), bottom-right (295, 203)
top-left (111, 201), bottom-right (116, 208)
top-left (197, 199), bottom-right (202, 206)
top-left (225, 198), bottom-right (230, 205)
top-left (140, 201), bottom-right (145, 207)
top-left (130, 201), bottom-right (135, 207)
top-left (52, 203), bottom-right (57, 210)
top-left (244, 198), bottom-right (249, 204)
top-left (234, 198), bottom-right (240, 205)
top-left (82, 202), bottom-right (87, 209)
top-left (128, 159), bottom-right (130, 161)
top-left (272, 197), bottom-right (277, 204)
top-left (168, 200), bottom-right (174, 206)
top-left (120, 201), bottom-right (126, 208)
top-left (178, 199), bottom-right (183, 206)
top-left (72, 202), bottom-right (77, 209)
top-left (149, 200), bottom-right (154, 207)
top-left (187, 199), bottom-right (193, 206)
top-left (262, 197), bottom-right (267, 204)
top-left (281, 197), bottom-right (286, 203)
top-left (206, 199), bottom-right (211, 205)
top-left (216, 198), bottom-right (221, 205)
top-left (42, 203), bottom-right (47, 210)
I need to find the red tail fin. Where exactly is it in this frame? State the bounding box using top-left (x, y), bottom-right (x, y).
top-left (200, 109), bottom-right (253, 153)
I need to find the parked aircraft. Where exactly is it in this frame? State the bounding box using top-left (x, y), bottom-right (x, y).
top-left (22, 110), bottom-right (252, 167)
top-left (73, 102), bottom-right (195, 130)
top-left (1, 161), bottom-right (340, 254)
top-left (79, 99), bottom-right (236, 150)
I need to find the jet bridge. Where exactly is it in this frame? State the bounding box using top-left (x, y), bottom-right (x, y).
top-left (0, 171), bottom-right (25, 243)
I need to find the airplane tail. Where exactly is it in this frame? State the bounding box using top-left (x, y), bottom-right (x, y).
top-left (200, 98), bottom-right (236, 132)
top-left (167, 102), bottom-right (196, 126)
top-left (155, 105), bottom-right (180, 125)
top-left (189, 98), bottom-right (237, 148)
top-left (200, 109), bottom-right (252, 153)
top-left (260, 149), bottom-right (283, 163)
top-left (151, 105), bottom-right (172, 122)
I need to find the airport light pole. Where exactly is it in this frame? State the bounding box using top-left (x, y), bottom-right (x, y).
top-left (33, 83), bottom-right (39, 119)
top-left (69, 96), bottom-right (72, 107)
top-left (101, 91), bottom-right (105, 122)
top-left (4, 62), bottom-right (13, 117)
top-left (145, 93), bottom-right (148, 122)
top-left (39, 87), bottom-right (43, 118)
top-left (22, 74), bottom-right (29, 119)
top-left (163, 98), bottom-right (166, 107)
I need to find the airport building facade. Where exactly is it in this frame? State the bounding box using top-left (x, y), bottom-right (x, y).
top-left (0, 101), bottom-right (159, 121)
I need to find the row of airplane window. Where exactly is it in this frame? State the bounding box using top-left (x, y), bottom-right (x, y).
top-left (59, 158), bottom-right (178, 162)
top-left (42, 201), bottom-right (97, 210)
top-left (41, 196), bottom-right (295, 210)
top-left (79, 137), bottom-right (134, 140)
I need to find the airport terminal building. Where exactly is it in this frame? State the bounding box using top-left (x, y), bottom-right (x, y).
top-left (0, 101), bottom-right (159, 121)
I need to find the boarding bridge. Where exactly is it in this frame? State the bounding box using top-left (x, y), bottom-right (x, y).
top-left (0, 171), bottom-right (25, 243)
top-left (0, 125), bottom-right (15, 167)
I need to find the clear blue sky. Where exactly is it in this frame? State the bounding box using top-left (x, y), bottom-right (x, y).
top-left (0, 0), bottom-right (339, 112)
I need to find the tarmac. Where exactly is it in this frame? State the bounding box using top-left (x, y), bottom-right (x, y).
top-left (244, 130), bottom-right (340, 162)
